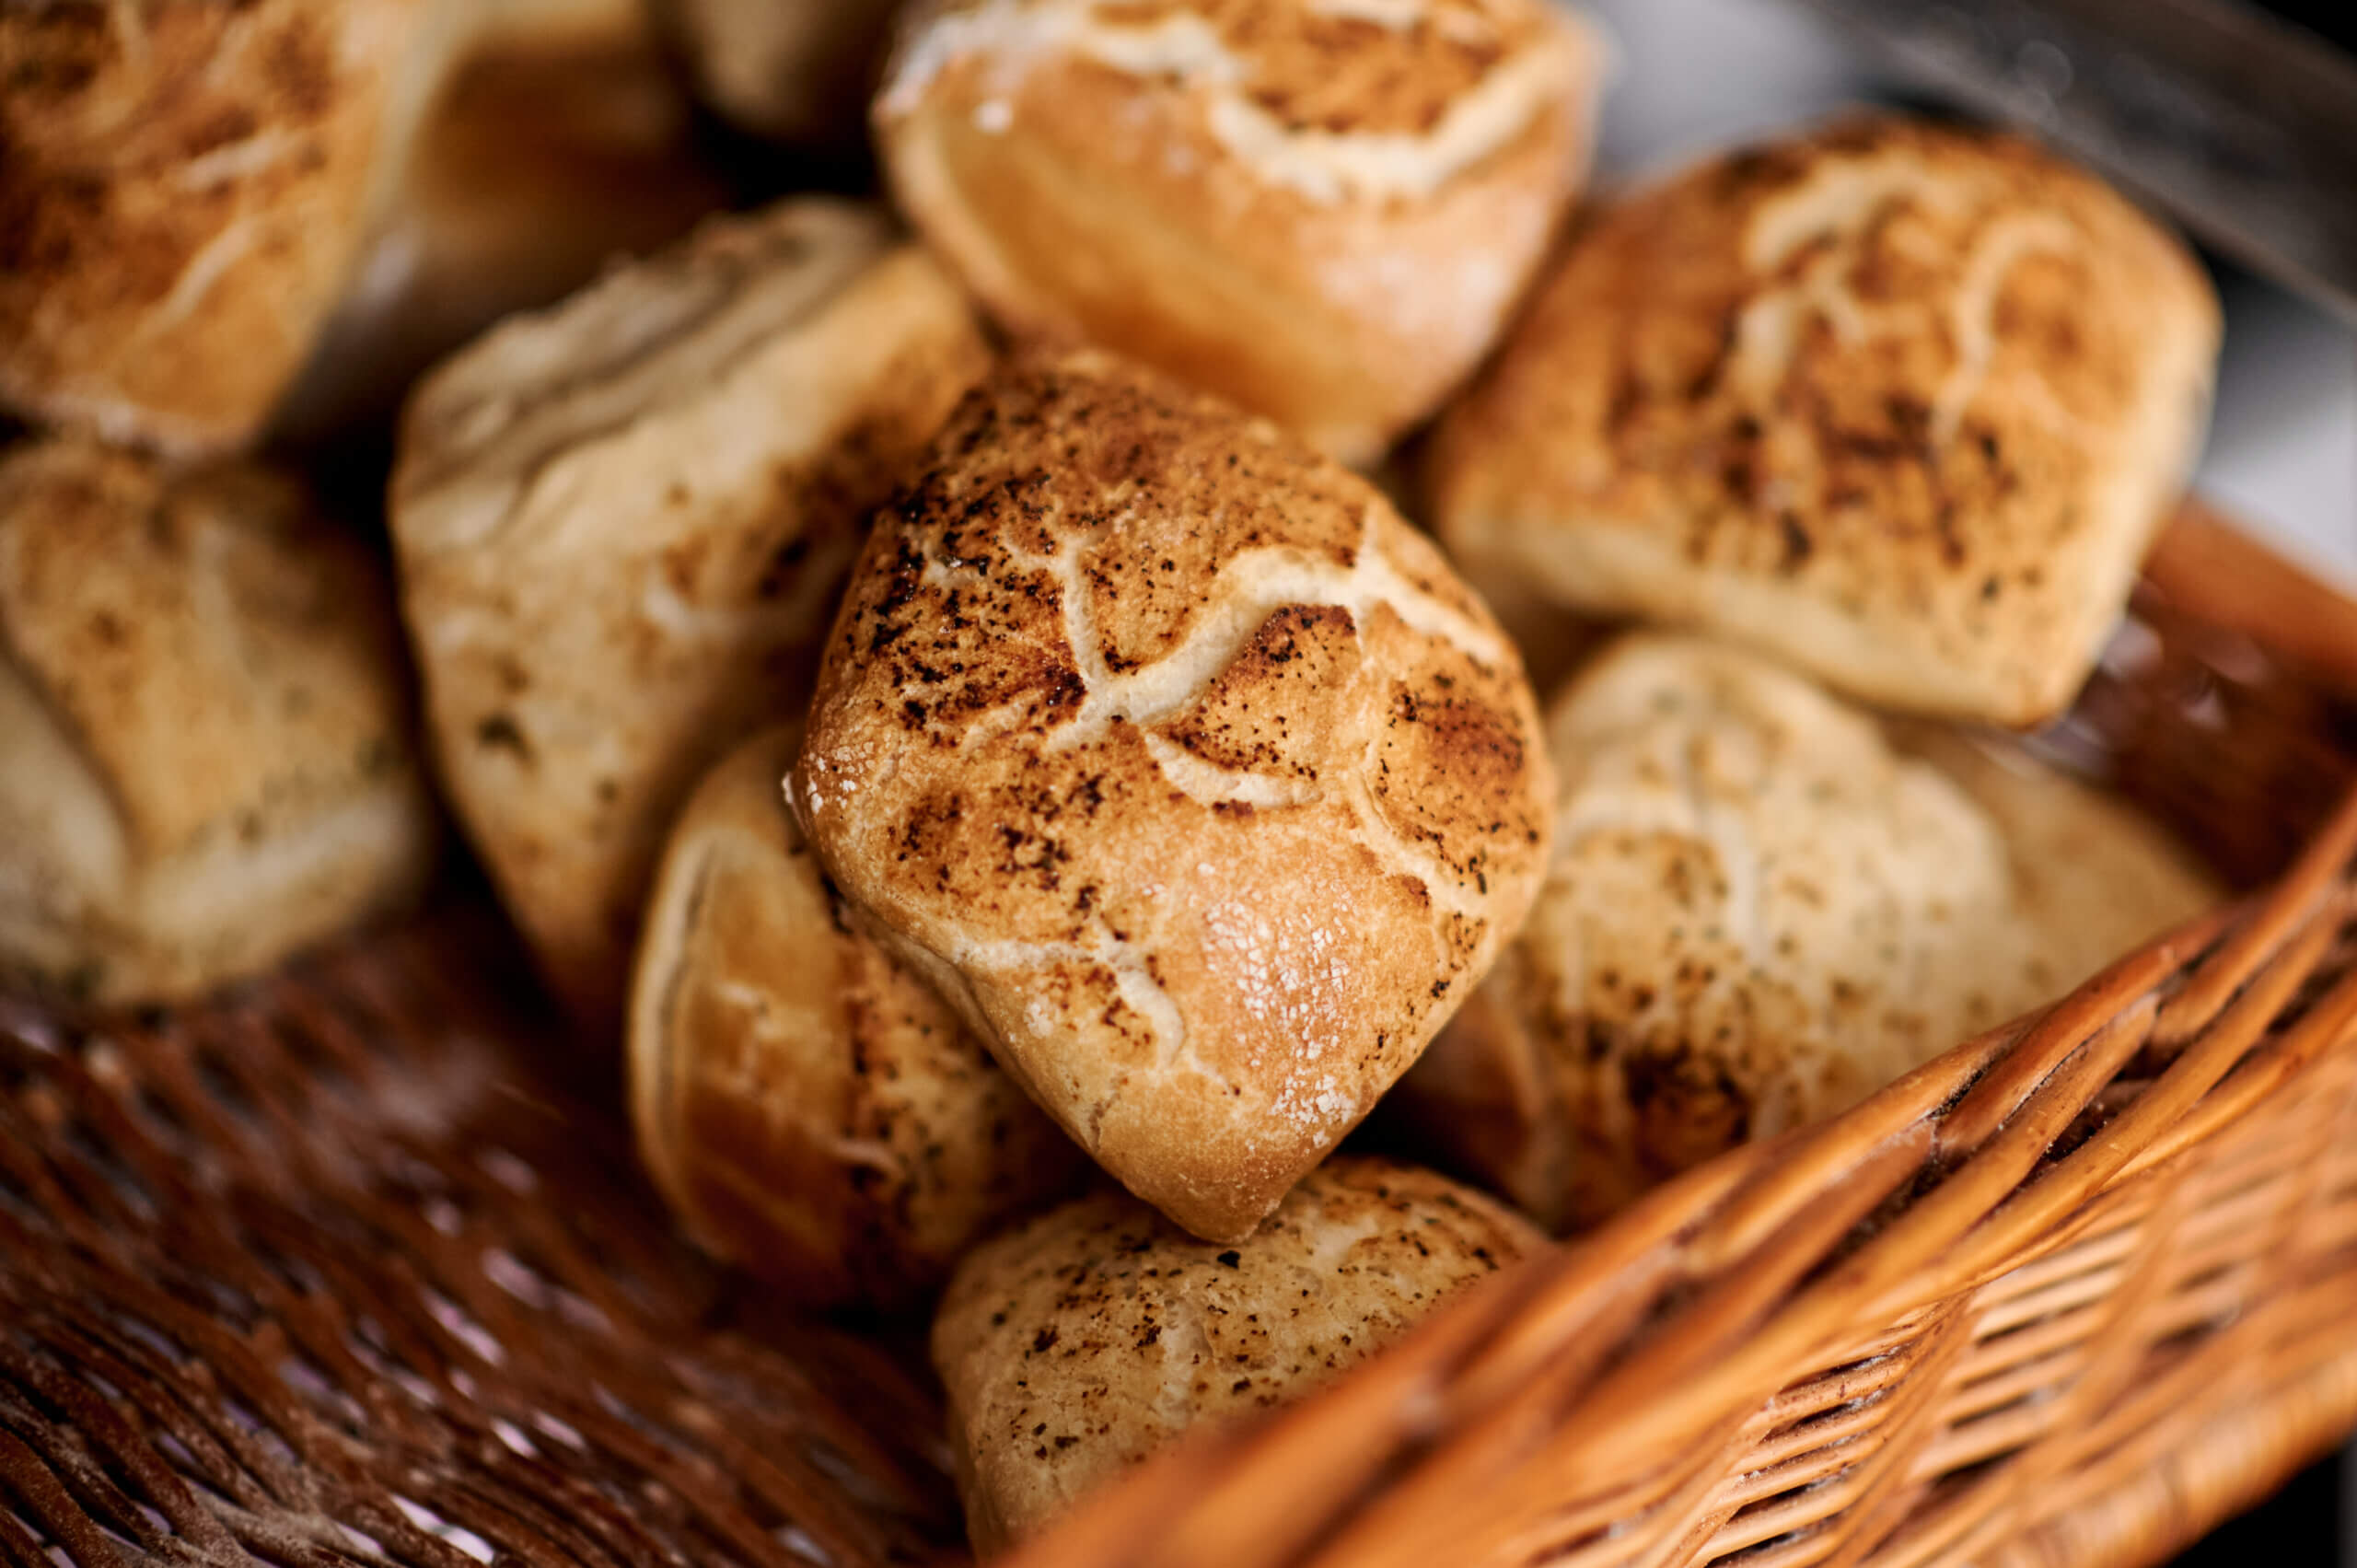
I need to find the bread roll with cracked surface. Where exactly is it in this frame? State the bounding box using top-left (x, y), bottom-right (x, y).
top-left (0, 0), bottom-right (467, 456)
top-left (0, 439), bottom-right (435, 1008)
top-left (875, 0), bottom-right (1603, 466)
top-left (391, 199), bottom-right (992, 1028)
top-left (1430, 117), bottom-right (2220, 726)
top-left (792, 351), bottom-right (1553, 1243)
top-left (628, 724), bottom-right (1086, 1311)
top-left (654, 0), bottom-right (900, 148)
top-left (934, 1156), bottom-right (1541, 1552)
top-left (1400, 634), bottom-right (2219, 1230)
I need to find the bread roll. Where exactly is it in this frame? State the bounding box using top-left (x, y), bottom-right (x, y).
top-left (1430, 117), bottom-right (2220, 726)
top-left (390, 198), bottom-right (993, 1028)
top-left (654, 0), bottom-right (900, 147)
top-left (0, 439), bottom-right (435, 1007)
top-left (933, 1157), bottom-right (1540, 1552)
top-left (875, 0), bottom-right (1603, 465)
top-left (792, 351), bottom-right (1553, 1242)
top-left (629, 724), bottom-right (1085, 1310)
top-left (1399, 634), bottom-right (2218, 1229)
top-left (278, 0), bottom-right (728, 440)
top-left (0, 0), bottom-right (467, 456)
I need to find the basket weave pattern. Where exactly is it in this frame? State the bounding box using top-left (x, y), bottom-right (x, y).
top-left (0, 921), bottom-right (963, 1568)
top-left (4, 509), bottom-right (2355, 1568)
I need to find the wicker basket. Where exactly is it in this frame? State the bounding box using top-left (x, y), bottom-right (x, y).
top-left (5, 503), bottom-right (2354, 1568)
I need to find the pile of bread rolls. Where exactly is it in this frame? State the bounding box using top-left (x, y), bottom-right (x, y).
top-left (1, 0), bottom-right (2231, 1552)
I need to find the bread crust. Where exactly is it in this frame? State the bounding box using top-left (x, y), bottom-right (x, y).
top-left (391, 199), bottom-right (991, 1028)
top-left (932, 1157), bottom-right (1541, 1551)
top-left (1430, 116), bottom-right (2220, 726)
top-left (0, 439), bottom-right (435, 1006)
top-left (628, 724), bottom-right (1084, 1310)
top-left (793, 351), bottom-right (1551, 1242)
top-left (876, 0), bottom-right (1601, 464)
top-left (275, 0), bottom-right (728, 440)
top-left (0, 0), bottom-right (461, 455)
top-left (1401, 633), bottom-right (2218, 1229)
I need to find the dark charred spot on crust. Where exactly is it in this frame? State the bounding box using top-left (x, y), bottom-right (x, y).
top-left (756, 534), bottom-right (811, 599)
top-left (1624, 1044), bottom-right (1753, 1177)
top-left (1932, 498), bottom-right (1966, 568)
top-left (1777, 512), bottom-right (1813, 571)
top-left (261, 16), bottom-right (336, 119)
top-left (474, 714), bottom-right (530, 761)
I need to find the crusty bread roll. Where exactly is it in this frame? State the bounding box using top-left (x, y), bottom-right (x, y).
top-left (0, 0), bottom-right (468, 456)
top-left (628, 723), bottom-right (1085, 1310)
top-left (277, 0), bottom-right (728, 441)
top-left (1429, 117), bottom-right (2220, 726)
top-left (0, 439), bottom-right (436, 1008)
top-left (390, 198), bottom-right (993, 1028)
top-left (791, 351), bottom-right (1553, 1243)
top-left (934, 1157), bottom-right (1540, 1552)
top-left (1399, 634), bottom-right (2218, 1229)
top-left (654, 0), bottom-right (900, 148)
top-left (874, 0), bottom-right (1603, 466)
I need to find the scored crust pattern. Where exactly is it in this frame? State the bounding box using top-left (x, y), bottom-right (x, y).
top-left (0, 0), bottom-right (453, 453)
top-left (881, 0), bottom-right (1575, 204)
top-left (794, 352), bottom-right (1551, 1241)
top-left (874, 0), bottom-right (1597, 461)
top-left (1432, 117), bottom-right (2220, 725)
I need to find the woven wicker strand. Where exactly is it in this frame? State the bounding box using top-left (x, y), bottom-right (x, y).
top-left (4, 505), bottom-right (2355, 1568)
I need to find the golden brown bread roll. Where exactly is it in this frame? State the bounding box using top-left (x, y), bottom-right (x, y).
top-left (874, 0), bottom-right (1604, 465)
top-left (791, 351), bottom-right (1554, 1242)
top-left (1399, 633), bottom-right (2218, 1230)
top-left (1429, 116), bottom-right (2220, 726)
top-left (390, 198), bottom-right (992, 1028)
top-left (628, 723), bottom-right (1085, 1310)
top-left (0, 0), bottom-right (468, 456)
top-left (0, 439), bottom-right (436, 1007)
top-left (653, 0), bottom-right (900, 147)
top-left (933, 1157), bottom-right (1541, 1552)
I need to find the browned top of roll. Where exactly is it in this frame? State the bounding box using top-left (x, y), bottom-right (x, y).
top-left (0, 0), bottom-right (457, 454)
top-left (793, 350), bottom-right (1552, 1241)
top-left (1431, 116), bottom-right (2220, 726)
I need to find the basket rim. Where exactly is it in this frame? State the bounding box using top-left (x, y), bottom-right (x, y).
top-left (1000, 502), bottom-right (2357, 1568)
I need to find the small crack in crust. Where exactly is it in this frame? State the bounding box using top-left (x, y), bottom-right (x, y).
top-left (794, 351), bottom-right (1552, 1242)
top-left (1430, 116), bottom-right (2222, 726)
top-left (875, 0), bottom-right (1603, 462)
